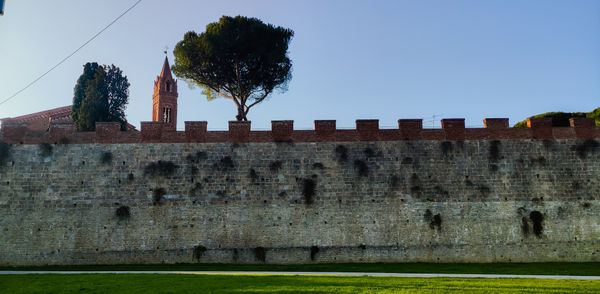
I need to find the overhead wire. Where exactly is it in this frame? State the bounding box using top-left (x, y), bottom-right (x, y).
top-left (0, 0), bottom-right (143, 108)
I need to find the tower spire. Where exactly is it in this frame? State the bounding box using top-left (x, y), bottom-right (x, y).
top-left (159, 56), bottom-right (173, 80)
top-left (152, 56), bottom-right (178, 130)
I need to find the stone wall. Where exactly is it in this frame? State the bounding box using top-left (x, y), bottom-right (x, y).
top-left (0, 137), bottom-right (598, 265)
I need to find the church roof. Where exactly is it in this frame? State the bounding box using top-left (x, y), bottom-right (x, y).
top-left (0, 105), bottom-right (137, 131)
top-left (1, 106), bottom-right (72, 131)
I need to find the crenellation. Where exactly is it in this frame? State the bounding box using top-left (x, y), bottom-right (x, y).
top-left (140, 122), bottom-right (164, 142)
top-left (271, 120), bottom-right (294, 142)
top-left (184, 121), bottom-right (207, 142)
top-left (356, 119), bottom-right (379, 141)
top-left (441, 118), bottom-right (466, 140)
top-left (483, 118), bottom-right (509, 129)
top-left (570, 117), bottom-right (596, 139)
top-left (95, 122), bottom-right (121, 143)
top-left (398, 119), bottom-right (423, 140)
top-left (528, 118), bottom-right (554, 139)
top-left (314, 120), bottom-right (336, 141)
top-left (228, 121), bottom-right (251, 143)
top-left (2, 117), bottom-right (600, 145)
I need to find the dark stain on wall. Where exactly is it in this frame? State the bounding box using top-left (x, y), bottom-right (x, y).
top-left (186, 151), bottom-right (207, 163)
top-left (302, 178), bottom-right (316, 204)
top-left (189, 183), bottom-right (203, 196)
top-left (193, 245), bottom-right (207, 261)
top-left (310, 245), bottom-right (320, 261)
top-left (144, 161), bottom-right (178, 177)
top-left (574, 140), bottom-right (600, 159)
top-left (335, 145), bottom-right (348, 162)
top-left (521, 217), bottom-right (530, 237)
top-left (115, 205), bottom-right (130, 220)
top-left (390, 175), bottom-right (401, 189)
top-left (312, 162), bottom-right (325, 170)
top-left (38, 143), bottom-right (53, 158)
top-left (353, 160), bottom-right (369, 177)
top-left (254, 246), bottom-right (266, 262)
top-left (100, 151), bottom-right (113, 164)
top-left (424, 209), bottom-right (442, 231)
top-left (441, 141), bottom-right (453, 157)
top-left (0, 142), bottom-right (11, 167)
top-left (152, 188), bottom-right (166, 205)
top-left (410, 173), bottom-right (421, 194)
top-left (489, 140), bottom-right (501, 162)
top-left (530, 211), bottom-right (544, 238)
top-left (214, 156), bottom-right (235, 170)
top-left (401, 157), bottom-right (413, 164)
top-left (269, 160), bottom-right (283, 172)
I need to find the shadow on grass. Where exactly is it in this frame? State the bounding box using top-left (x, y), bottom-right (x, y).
top-left (1, 262), bottom-right (600, 276)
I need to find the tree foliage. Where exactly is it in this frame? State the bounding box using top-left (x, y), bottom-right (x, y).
top-left (72, 63), bottom-right (130, 131)
top-left (173, 16), bottom-right (294, 121)
top-left (513, 108), bottom-right (600, 128)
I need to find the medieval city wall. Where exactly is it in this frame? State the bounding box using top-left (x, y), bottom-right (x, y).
top-left (0, 118), bottom-right (599, 265)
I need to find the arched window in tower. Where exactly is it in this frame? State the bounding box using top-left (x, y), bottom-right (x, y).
top-left (162, 107), bottom-right (172, 123)
top-left (166, 81), bottom-right (172, 92)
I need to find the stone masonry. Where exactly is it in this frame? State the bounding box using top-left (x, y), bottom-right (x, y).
top-left (0, 121), bottom-right (599, 265)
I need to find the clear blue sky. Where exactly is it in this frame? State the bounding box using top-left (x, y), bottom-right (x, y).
top-left (1, 0), bottom-right (599, 129)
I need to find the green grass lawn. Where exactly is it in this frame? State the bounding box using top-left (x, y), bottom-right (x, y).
top-left (2, 262), bottom-right (600, 276)
top-left (0, 274), bottom-right (599, 294)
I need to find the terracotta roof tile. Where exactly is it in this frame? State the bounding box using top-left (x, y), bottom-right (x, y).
top-left (1, 105), bottom-right (137, 131)
top-left (1, 106), bottom-right (72, 124)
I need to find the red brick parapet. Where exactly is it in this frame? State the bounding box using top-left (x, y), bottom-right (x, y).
top-left (272, 120), bottom-right (293, 142)
top-left (483, 118), bottom-right (509, 129)
top-left (398, 119), bottom-right (423, 140)
top-left (441, 119), bottom-right (465, 140)
top-left (96, 122), bottom-right (121, 143)
top-left (356, 119), bottom-right (379, 141)
top-left (229, 121), bottom-right (251, 143)
top-left (1, 117), bottom-right (598, 145)
top-left (140, 122), bottom-right (164, 143)
top-left (570, 118), bottom-right (596, 139)
top-left (528, 118), bottom-right (553, 140)
top-left (315, 120), bottom-right (336, 141)
top-left (185, 121), bottom-right (207, 142)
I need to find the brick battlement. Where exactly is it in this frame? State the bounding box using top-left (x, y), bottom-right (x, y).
top-left (1, 117), bottom-right (598, 144)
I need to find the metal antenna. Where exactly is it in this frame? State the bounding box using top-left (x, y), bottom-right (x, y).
top-left (430, 114), bottom-right (443, 128)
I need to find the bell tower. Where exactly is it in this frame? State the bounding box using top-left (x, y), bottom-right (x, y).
top-left (153, 56), bottom-right (178, 130)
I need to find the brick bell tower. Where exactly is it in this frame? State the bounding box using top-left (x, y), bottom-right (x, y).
top-left (153, 56), bottom-right (178, 130)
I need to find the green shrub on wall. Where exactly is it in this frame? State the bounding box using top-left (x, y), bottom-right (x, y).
top-left (513, 108), bottom-right (600, 128)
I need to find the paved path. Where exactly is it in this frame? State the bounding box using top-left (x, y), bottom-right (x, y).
top-left (0, 271), bottom-right (599, 280)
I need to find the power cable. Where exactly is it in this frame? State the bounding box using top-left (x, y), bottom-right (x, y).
top-left (0, 0), bottom-right (143, 108)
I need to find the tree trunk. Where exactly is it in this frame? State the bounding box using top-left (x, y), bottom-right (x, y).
top-left (236, 106), bottom-right (247, 121)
